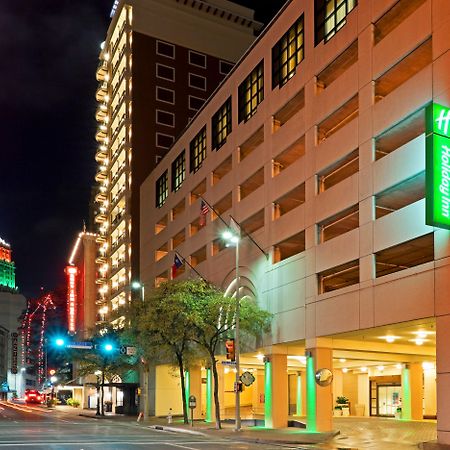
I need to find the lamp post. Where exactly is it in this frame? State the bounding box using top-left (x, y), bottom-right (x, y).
top-left (222, 227), bottom-right (241, 431)
top-left (131, 281), bottom-right (145, 302)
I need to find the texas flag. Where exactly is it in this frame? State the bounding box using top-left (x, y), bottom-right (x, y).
top-left (171, 254), bottom-right (183, 278)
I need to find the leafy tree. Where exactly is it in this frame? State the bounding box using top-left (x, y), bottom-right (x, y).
top-left (182, 279), bottom-right (272, 429)
top-left (128, 281), bottom-right (200, 424)
top-left (69, 327), bottom-right (137, 416)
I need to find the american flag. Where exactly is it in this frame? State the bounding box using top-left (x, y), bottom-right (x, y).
top-left (199, 200), bottom-right (209, 226)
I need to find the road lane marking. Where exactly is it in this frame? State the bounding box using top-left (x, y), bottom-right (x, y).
top-left (167, 444), bottom-right (199, 449)
top-left (0, 441), bottom-right (230, 447)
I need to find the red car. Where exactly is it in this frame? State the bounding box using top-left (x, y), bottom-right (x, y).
top-left (25, 389), bottom-right (43, 404)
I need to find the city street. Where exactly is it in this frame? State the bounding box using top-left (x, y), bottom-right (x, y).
top-left (0, 401), bottom-right (292, 450)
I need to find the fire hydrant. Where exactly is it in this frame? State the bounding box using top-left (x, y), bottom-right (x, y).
top-left (167, 408), bottom-right (173, 424)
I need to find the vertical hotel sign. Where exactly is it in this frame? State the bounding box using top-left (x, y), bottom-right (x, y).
top-left (426, 103), bottom-right (450, 229)
top-left (65, 266), bottom-right (78, 334)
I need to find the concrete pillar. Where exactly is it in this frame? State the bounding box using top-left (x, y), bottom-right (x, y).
top-left (189, 366), bottom-right (202, 419)
top-left (401, 363), bottom-right (423, 420)
top-left (410, 362), bottom-right (423, 420)
top-left (306, 341), bottom-right (333, 432)
top-left (251, 368), bottom-right (265, 415)
top-left (264, 353), bottom-right (288, 428)
top-left (436, 314), bottom-right (450, 444)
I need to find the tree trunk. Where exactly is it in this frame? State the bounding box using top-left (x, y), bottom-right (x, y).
top-left (210, 350), bottom-right (221, 429)
top-left (176, 353), bottom-right (189, 424)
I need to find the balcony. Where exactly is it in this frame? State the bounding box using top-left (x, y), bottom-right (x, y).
top-left (95, 168), bottom-right (107, 183)
top-left (111, 211), bottom-right (125, 229)
top-left (94, 212), bottom-right (107, 224)
top-left (96, 60), bottom-right (108, 81)
top-left (95, 103), bottom-right (108, 122)
top-left (111, 233), bottom-right (126, 253)
top-left (95, 145), bottom-right (108, 163)
top-left (95, 82), bottom-right (108, 102)
top-left (95, 234), bottom-right (107, 244)
top-left (95, 276), bottom-right (107, 285)
top-left (95, 125), bottom-right (108, 143)
top-left (95, 255), bottom-right (107, 264)
top-left (95, 191), bottom-right (107, 204)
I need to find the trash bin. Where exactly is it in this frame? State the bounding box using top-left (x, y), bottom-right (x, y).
top-left (355, 404), bottom-right (365, 416)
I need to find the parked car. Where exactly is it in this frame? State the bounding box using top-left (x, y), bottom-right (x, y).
top-left (24, 389), bottom-right (43, 404)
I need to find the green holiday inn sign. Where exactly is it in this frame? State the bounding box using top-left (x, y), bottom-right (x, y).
top-left (426, 103), bottom-right (450, 230)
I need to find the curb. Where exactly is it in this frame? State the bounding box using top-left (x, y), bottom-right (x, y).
top-left (148, 425), bottom-right (206, 436)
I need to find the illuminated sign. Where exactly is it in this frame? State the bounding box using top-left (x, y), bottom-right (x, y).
top-left (65, 266), bottom-right (79, 334)
top-left (426, 103), bottom-right (450, 230)
top-left (110, 0), bottom-right (119, 17)
top-left (11, 332), bottom-right (18, 374)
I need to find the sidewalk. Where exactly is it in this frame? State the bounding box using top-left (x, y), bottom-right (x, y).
top-left (49, 405), bottom-right (446, 449)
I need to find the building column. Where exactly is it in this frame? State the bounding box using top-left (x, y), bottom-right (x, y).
top-left (436, 315), bottom-right (450, 444)
top-left (205, 368), bottom-right (212, 422)
top-left (264, 352), bottom-right (288, 428)
top-left (296, 371), bottom-right (306, 416)
top-left (401, 363), bottom-right (423, 420)
top-left (189, 366), bottom-right (202, 419)
top-left (306, 340), bottom-right (333, 432)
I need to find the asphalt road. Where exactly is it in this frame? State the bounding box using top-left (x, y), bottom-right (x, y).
top-left (0, 401), bottom-right (294, 450)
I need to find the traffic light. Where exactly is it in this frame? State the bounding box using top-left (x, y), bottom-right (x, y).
top-left (225, 339), bottom-right (235, 361)
top-left (55, 338), bottom-right (65, 347)
top-left (48, 369), bottom-right (56, 376)
top-left (100, 341), bottom-right (115, 354)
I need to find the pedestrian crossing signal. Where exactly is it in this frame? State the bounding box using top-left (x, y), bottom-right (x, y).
top-left (225, 339), bottom-right (235, 361)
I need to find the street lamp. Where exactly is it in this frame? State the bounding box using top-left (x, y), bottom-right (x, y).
top-left (131, 281), bottom-right (145, 302)
top-left (222, 224), bottom-right (241, 432)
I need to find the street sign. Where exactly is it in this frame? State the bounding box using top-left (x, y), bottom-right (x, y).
top-left (120, 345), bottom-right (137, 355)
top-left (67, 342), bottom-right (93, 350)
top-left (240, 371), bottom-right (255, 387)
top-left (221, 360), bottom-right (236, 366)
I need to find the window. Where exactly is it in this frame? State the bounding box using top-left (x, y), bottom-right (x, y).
top-left (315, 0), bottom-right (357, 45)
top-left (155, 170), bottom-right (168, 208)
top-left (238, 61), bottom-right (264, 123)
top-left (156, 64), bottom-right (175, 82)
top-left (189, 51), bottom-right (207, 68)
top-left (189, 95), bottom-right (205, 111)
top-left (318, 259), bottom-right (359, 293)
top-left (272, 15), bottom-right (304, 89)
top-left (189, 73), bottom-right (206, 90)
top-left (171, 150), bottom-right (185, 192)
top-left (273, 230), bottom-right (305, 263)
top-left (156, 40), bottom-right (175, 59)
top-left (375, 233), bottom-right (433, 278)
top-left (318, 149), bottom-right (359, 192)
top-left (318, 204), bottom-right (359, 243)
top-left (156, 133), bottom-right (174, 149)
top-left (156, 110), bottom-right (175, 127)
top-left (220, 60), bottom-right (234, 75)
top-left (190, 127), bottom-right (207, 173)
top-left (212, 97), bottom-right (232, 150)
top-left (156, 86), bottom-right (175, 104)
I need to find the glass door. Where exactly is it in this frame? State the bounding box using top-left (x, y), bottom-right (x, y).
top-left (377, 384), bottom-right (401, 416)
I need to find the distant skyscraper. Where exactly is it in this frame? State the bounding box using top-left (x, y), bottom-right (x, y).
top-left (0, 237), bottom-right (16, 291)
top-left (93, 0), bottom-right (261, 326)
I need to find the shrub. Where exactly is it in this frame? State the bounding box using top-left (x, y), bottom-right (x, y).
top-left (336, 396), bottom-right (349, 405)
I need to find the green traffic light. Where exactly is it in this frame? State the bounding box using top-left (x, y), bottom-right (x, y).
top-left (103, 343), bottom-right (113, 352)
top-left (55, 338), bottom-right (65, 347)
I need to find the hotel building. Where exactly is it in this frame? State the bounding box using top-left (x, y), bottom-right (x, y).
top-left (140, 0), bottom-right (450, 443)
top-left (93, 0), bottom-right (261, 326)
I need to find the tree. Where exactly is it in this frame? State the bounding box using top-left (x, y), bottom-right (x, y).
top-left (181, 279), bottom-right (272, 429)
top-left (129, 281), bottom-right (199, 424)
top-left (69, 327), bottom-right (137, 416)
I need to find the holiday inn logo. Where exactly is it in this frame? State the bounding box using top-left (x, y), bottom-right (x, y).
top-left (426, 103), bottom-right (450, 229)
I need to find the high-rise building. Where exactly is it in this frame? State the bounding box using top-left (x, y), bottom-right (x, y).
top-left (0, 237), bottom-right (16, 291)
top-left (139, 0), bottom-right (450, 444)
top-left (0, 237), bottom-right (26, 398)
top-left (94, 0), bottom-right (261, 326)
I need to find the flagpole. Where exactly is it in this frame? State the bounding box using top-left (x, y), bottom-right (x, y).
top-left (229, 215), bottom-right (268, 259)
top-left (174, 252), bottom-right (205, 280)
top-left (199, 196), bottom-right (229, 227)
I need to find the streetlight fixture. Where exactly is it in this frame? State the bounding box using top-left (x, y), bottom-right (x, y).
top-left (222, 222), bottom-right (241, 432)
top-left (131, 281), bottom-right (145, 302)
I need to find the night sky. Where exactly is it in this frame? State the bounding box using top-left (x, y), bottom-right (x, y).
top-left (0, 0), bottom-right (286, 299)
